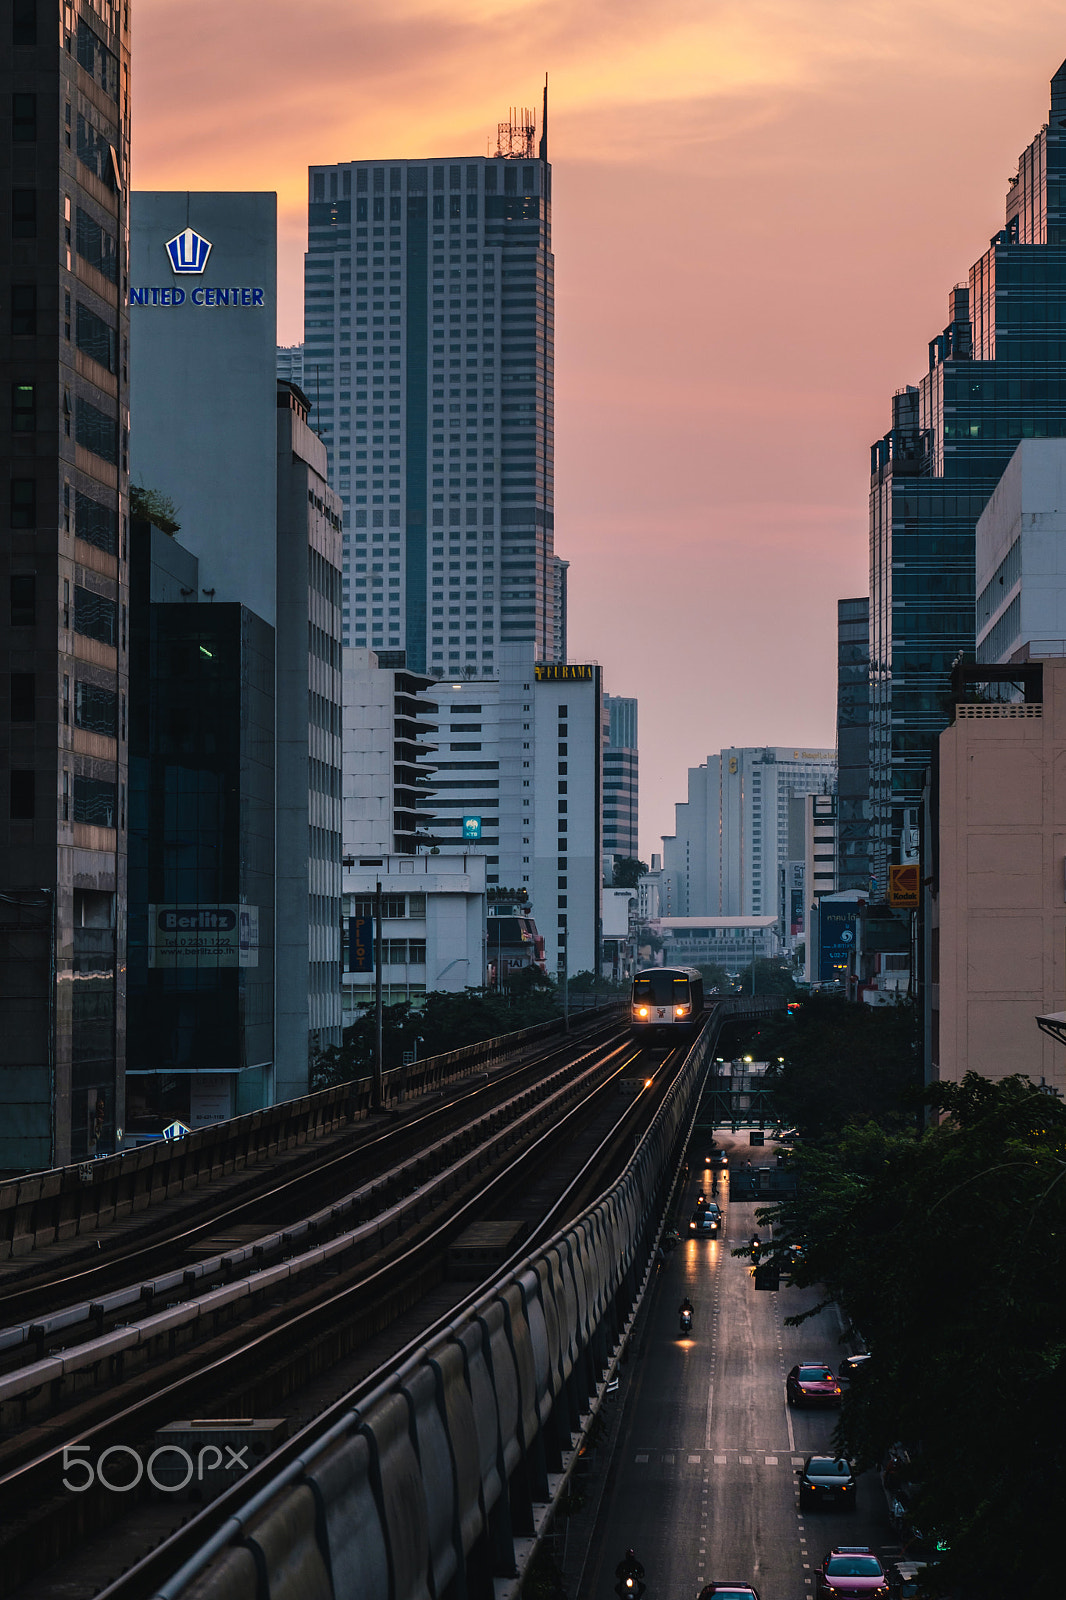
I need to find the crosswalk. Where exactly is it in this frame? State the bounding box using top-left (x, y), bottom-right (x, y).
top-left (632, 1450), bottom-right (805, 1467)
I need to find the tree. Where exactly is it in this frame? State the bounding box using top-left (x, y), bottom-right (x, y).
top-left (759, 994), bottom-right (919, 1138)
top-left (129, 484), bottom-right (181, 534)
top-left (761, 1073), bottom-right (1066, 1598)
top-left (611, 857), bottom-right (648, 888)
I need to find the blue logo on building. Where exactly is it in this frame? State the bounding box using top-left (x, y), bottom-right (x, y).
top-left (165, 227), bottom-right (212, 275)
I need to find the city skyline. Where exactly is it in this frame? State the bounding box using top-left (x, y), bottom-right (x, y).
top-left (131, 2), bottom-right (1066, 857)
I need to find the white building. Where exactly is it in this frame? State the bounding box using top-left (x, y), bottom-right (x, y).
top-left (976, 438), bottom-right (1066, 663)
top-left (276, 342), bottom-right (306, 391)
top-left (341, 853), bottom-right (486, 1012)
top-left (662, 746), bottom-right (836, 919)
top-left (342, 648), bottom-right (438, 855)
top-left (427, 643), bottom-right (602, 976)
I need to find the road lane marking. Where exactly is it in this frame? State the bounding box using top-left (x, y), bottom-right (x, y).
top-left (714, 1454), bottom-right (727, 1464)
top-left (689, 1454), bottom-right (701, 1463)
top-left (792, 1456), bottom-right (804, 1466)
top-left (765, 1455), bottom-right (778, 1464)
top-left (786, 1395), bottom-right (796, 1453)
top-left (635, 1453), bottom-right (648, 1462)
top-left (739, 1454), bottom-right (753, 1463)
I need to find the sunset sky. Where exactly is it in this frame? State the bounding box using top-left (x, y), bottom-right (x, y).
top-left (133, 1), bottom-right (1066, 860)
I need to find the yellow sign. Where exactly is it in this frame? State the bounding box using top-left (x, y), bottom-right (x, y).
top-left (888, 864), bottom-right (920, 907)
top-left (534, 664), bottom-right (593, 681)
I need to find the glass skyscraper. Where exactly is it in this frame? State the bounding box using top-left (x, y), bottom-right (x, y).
top-left (869, 59), bottom-right (1066, 886)
top-left (302, 103), bottom-right (558, 673)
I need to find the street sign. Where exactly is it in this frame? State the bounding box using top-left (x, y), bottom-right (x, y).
top-left (462, 815), bottom-right (482, 840)
top-left (162, 1120), bottom-right (190, 1142)
top-left (888, 863), bottom-right (920, 906)
top-left (348, 914), bottom-right (374, 972)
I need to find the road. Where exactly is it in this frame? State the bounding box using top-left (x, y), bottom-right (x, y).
top-left (577, 1133), bottom-right (898, 1600)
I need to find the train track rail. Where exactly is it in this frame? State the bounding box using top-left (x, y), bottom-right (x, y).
top-left (0, 1026), bottom-right (681, 1600)
top-left (0, 1011), bottom-right (623, 1335)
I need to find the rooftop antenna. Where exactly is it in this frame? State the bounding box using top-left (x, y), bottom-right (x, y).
top-left (495, 105), bottom-right (536, 159)
top-left (539, 74), bottom-right (548, 163)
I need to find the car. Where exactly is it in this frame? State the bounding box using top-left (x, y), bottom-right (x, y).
top-left (841, 1352), bottom-right (872, 1381)
top-left (797, 1455), bottom-right (857, 1511)
top-left (704, 1148), bottom-right (729, 1169)
top-left (689, 1203), bottom-right (723, 1237)
top-left (787, 1363), bottom-right (843, 1406)
top-left (816, 1547), bottom-right (889, 1598)
top-left (696, 1587), bottom-right (760, 1600)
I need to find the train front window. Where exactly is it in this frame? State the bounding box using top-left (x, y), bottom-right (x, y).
top-left (633, 974), bottom-right (691, 1006)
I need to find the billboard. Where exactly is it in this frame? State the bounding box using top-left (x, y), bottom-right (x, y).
top-left (149, 905), bottom-right (258, 968)
top-left (348, 914), bottom-right (374, 973)
top-left (818, 905), bottom-right (856, 982)
top-left (888, 864), bottom-right (920, 907)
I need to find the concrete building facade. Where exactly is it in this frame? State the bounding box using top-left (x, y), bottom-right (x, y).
top-left (1, 1), bottom-right (132, 1170)
top-left (341, 648), bottom-right (438, 857)
top-left (929, 656), bottom-right (1066, 1095)
top-left (341, 853), bottom-right (486, 1012)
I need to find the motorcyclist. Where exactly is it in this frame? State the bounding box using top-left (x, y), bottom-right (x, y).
top-left (679, 1295), bottom-right (694, 1315)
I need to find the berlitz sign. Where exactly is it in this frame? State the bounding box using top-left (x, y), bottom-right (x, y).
top-left (128, 229), bottom-right (265, 307)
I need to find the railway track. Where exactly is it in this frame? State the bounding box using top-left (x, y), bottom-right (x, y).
top-left (0, 1024), bottom-right (684, 1600)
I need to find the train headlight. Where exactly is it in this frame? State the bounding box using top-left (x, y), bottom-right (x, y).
top-left (636, 1006), bottom-right (649, 1018)
top-left (675, 1005), bottom-right (688, 1017)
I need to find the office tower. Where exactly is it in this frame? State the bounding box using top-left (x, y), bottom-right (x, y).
top-left (868, 59), bottom-right (1066, 887)
top-left (276, 341), bottom-right (305, 390)
top-left (661, 747), bottom-right (836, 918)
top-left (427, 645), bottom-right (602, 975)
top-left (602, 693), bottom-right (639, 866)
top-left (836, 598), bottom-right (871, 890)
top-left (303, 95), bottom-right (556, 671)
top-left (1, 4), bottom-right (132, 1171)
top-left (128, 194), bottom-right (343, 1106)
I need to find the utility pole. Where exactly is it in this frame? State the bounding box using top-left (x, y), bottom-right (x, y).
top-left (751, 932), bottom-right (757, 998)
top-left (373, 879), bottom-right (384, 1110)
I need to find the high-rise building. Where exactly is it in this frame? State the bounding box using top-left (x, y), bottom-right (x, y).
top-left (868, 60), bottom-right (1066, 886)
top-left (302, 95), bottom-right (558, 671)
top-left (341, 646), bottom-right (438, 857)
top-left (550, 554), bottom-right (568, 662)
top-left (602, 693), bottom-right (639, 867)
top-left (1, 3), bottom-right (132, 1171)
top-left (128, 194), bottom-right (344, 1104)
top-left (836, 598), bottom-right (871, 891)
top-left (661, 747), bottom-right (836, 920)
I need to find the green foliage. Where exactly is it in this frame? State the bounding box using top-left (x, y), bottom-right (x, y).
top-left (698, 963), bottom-right (735, 992)
top-left (129, 483), bottom-right (181, 534)
top-left (762, 1073), bottom-right (1066, 1597)
top-left (611, 856), bottom-right (648, 887)
top-left (636, 926), bottom-right (663, 954)
top-left (310, 983), bottom-right (560, 1090)
top-left (760, 994), bottom-right (920, 1138)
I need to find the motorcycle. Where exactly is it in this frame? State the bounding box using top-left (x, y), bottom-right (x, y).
top-left (679, 1306), bottom-right (693, 1334)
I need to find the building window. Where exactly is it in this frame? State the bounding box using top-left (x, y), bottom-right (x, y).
top-left (10, 770), bottom-right (34, 819)
top-left (76, 302), bottom-right (117, 372)
top-left (73, 775), bottom-right (115, 828)
top-left (12, 93), bottom-right (36, 142)
top-left (11, 189), bottom-right (36, 238)
top-left (74, 585), bottom-right (116, 646)
top-left (10, 574), bottom-right (35, 626)
top-left (9, 285), bottom-right (36, 336)
top-left (10, 673), bottom-right (35, 723)
top-left (10, 478), bottom-right (35, 528)
top-left (10, 383), bottom-right (35, 432)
